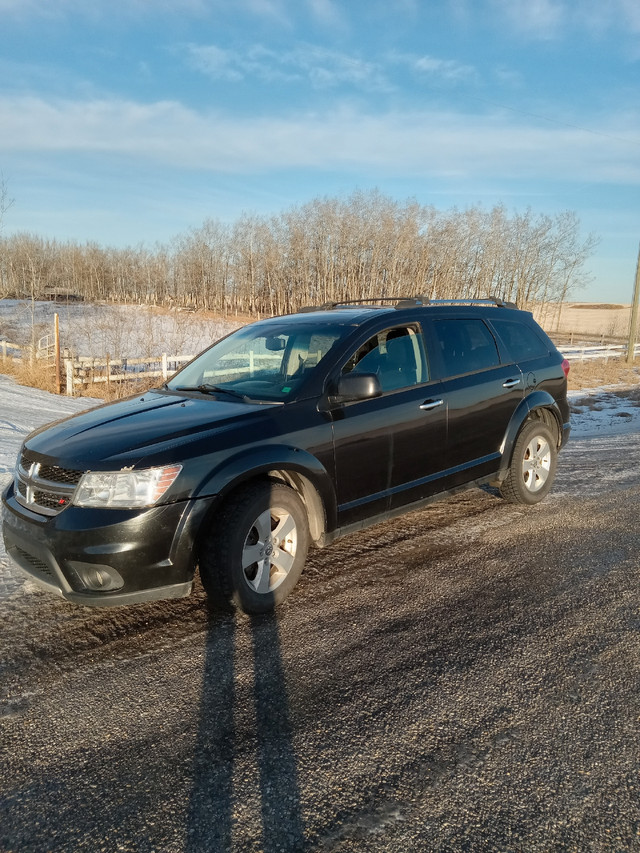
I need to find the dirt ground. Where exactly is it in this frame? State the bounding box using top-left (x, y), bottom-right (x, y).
top-left (2, 430), bottom-right (640, 852)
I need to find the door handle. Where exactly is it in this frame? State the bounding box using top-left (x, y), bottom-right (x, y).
top-left (419, 399), bottom-right (444, 411)
top-left (502, 378), bottom-right (521, 389)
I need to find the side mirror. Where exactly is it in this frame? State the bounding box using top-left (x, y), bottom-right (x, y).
top-left (331, 372), bottom-right (382, 404)
top-left (264, 336), bottom-right (286, 352)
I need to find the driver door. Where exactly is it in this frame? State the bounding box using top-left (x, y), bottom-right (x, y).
top-left (331, 324), bottom-right (447, 526)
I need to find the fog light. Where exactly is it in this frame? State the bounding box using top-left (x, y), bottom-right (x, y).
top-left (67, 562), bottom-right (124, 592)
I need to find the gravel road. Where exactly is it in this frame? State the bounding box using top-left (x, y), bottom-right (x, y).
top-left (1, 431), bottom-right (639, 852)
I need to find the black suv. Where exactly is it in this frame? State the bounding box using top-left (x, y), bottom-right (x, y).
top-left (2, 298), bottom-right (570, 613)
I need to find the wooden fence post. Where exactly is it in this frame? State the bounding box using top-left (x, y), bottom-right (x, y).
top-left (54, 313), bottom-right (62, 395)
top-left (65, 359), bottom-right (74, 396)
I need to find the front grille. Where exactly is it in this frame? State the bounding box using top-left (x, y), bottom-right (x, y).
top-left (20, 450), bottom-right (38, 469)
top-left (38, 464), bottom-right (83, 486)
top-left (21, 452), bottom-right (83, 486)
top-left (15, 450), bottom-right (83, 517)
top-left (33, 490), bottom-right (70, 510)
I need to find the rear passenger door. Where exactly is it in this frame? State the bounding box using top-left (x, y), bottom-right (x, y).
top-left (488, 316), bottom-right (566, 403)
top-left (423, 315), bottom-right (524, 486)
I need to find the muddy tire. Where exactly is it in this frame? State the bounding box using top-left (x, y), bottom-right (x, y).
top-left (500, 421), bottom-right (558, 505)
top-left (199, 481), bottom-right (309, 613)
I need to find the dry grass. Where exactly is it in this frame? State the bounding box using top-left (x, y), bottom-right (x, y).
top-left (0, 356), bottom-right (163, 401)
top-left (0, 357), bottom-right (60, 394)
top-left (98, 376), bottom-right (160, 401)
top-left (567, 359), bottom-right (640, 391)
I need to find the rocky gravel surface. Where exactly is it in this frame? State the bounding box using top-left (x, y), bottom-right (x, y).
top-left (1, 428), bottom-right (639, 851)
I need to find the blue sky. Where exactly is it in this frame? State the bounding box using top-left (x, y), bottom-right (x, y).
top-left (0, 0), bottom-right (638, 301)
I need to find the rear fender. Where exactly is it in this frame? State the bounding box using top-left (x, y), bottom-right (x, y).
top-left (494, 392), bottom-right (564, 485)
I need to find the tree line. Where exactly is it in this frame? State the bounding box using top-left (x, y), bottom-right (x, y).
top-left (0, 190), bottom-right (597, 316)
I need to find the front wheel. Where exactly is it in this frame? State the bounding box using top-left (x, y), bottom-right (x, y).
top-left (199, 481), bottom-right (309, 613)
top-left (499, 421), bottom-right (558, 505)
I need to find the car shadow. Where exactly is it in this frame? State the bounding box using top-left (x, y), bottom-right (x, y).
top-left (185, 608), bottom-right (304, 852)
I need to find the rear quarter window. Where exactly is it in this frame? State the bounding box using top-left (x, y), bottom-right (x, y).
top-left (490, 318), bottom-right (550, 363)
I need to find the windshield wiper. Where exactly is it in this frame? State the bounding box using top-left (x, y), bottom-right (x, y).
top-left (173, 384), bottom-right (251, 402)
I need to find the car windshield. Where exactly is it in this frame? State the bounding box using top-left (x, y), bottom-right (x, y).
top-left (167, 320), bottom-right (345, 402)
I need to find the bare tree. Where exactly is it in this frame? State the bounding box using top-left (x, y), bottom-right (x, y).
top-left (0, 173), bottom-right (15, 298)
top-left (0, 189), bottom-right (598, 319)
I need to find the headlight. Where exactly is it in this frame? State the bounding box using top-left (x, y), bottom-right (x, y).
top-left (73, 465), bottom-right (182, 509)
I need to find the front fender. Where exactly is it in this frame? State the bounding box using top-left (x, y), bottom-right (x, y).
top-left (192, 444), bottom-right (338, 535)
top-left (494, 392), bottom-right (566, 484)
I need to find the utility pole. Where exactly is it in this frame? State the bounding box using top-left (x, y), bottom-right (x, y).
top-left (626, 243), bottom-right (640, 364)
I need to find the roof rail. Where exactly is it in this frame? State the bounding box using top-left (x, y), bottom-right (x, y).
top-left (297, 295), bottom-right (517, 313)
top-left (297, 297), bottom-right (420, 313)
top-left (422, 297), bottom-right (518, 309)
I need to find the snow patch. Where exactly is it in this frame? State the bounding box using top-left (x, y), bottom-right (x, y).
top-left (568, 385), bottom-right (640, 438)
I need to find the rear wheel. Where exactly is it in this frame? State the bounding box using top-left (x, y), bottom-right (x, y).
top-left (500, 421), bottom-right (558, 505)
top-left (199, 481), bottom-right (309, 613)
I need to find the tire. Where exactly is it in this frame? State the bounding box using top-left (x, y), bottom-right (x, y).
top-left (499, 420), bottom-right (558, 505)
top-left (199, 481), bottom-right (309, 614)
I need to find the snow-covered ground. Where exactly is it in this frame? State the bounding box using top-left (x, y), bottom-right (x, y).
top-left (568, 384), bottom-right (640, 438)
top-left (1, 372), bottom-right (639, 599)
top-left (0, 299), bottom-right (240, 359)
top-left (0, 377), bottom-right (102, 598)
top-left (0, 376), bottom-right (101, 488)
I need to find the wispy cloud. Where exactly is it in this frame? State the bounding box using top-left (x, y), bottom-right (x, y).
top-left (243, 0), bottom-right (292, 27)
top-left (186, 42), bottom-right (477, 92)
top-left (185, 43), bottom-right (392, 92)
top-left (306, 0), bottom-right (346, 30)
top-left (0, 0), bottom-right (209, 18)
top-left (3, 0), bottom-right (639, 43)
top-left (1, 95), bottom-right (637, 186)
top-left (489, 0), bottom-right (640, 40)
top-left (186, 46), bottom-right (247, 83)
top-left (389, 51), bottom-right (478, 86)
top-left (492, 66), bottom-right (523, 88)
top-left (0, 0), bottom-right (289, 22)
top-left (412, 55), bottom-right (478, 84)
top-left (618, 0), bottom-right (640, 31)
top-left (490, 0), bottom-right (564, 39)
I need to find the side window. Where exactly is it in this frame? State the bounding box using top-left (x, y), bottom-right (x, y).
top-left (433, 319), bottom-right (500, 377)
top-left (490, 319), bottom-right (550, 363)
top-left (342, 326), bottom-right (428, 392)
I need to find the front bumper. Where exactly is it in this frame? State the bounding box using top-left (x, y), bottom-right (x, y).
top-left (1, 482), bottom-right (217, 606)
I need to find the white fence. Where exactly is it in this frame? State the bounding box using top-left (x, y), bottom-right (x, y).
top-left (0, 340), bottom-right (196, 395)
top-left (63, 353), bottom-right (196, 395)
top-left (562, 343), bottom-right (640, 362)
top-left (3, 338), bottom-right (640, 396)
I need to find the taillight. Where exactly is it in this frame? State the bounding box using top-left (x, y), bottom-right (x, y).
top-left (561, 358), bottom-right (570, 378)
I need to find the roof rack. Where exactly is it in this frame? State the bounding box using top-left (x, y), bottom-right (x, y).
top-left (419, 297), bottom-right (518, 309)
top-left (297, 297), bottom-right (410, 313)
top-left (297, 295), bottom-right (517, 313)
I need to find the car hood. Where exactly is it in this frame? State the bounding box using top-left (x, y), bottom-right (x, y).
top-left (23, 390), bottom-right (278, 469)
